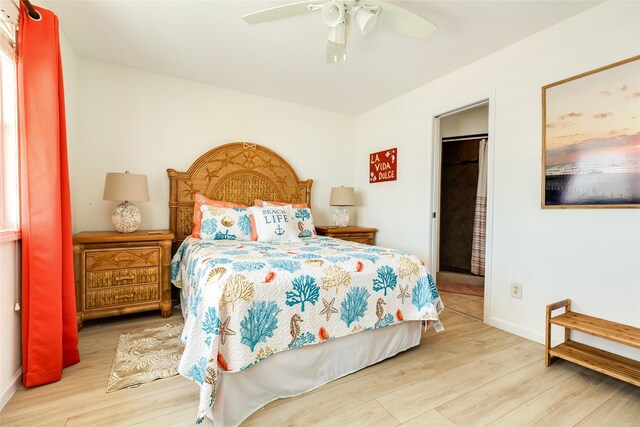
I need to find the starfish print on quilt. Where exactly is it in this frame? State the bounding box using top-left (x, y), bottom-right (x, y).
top-left (319, 297), bottom-right (338, 321)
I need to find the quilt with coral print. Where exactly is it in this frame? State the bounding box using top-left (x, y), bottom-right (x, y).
top-left (171, 235), bottom-right (444, 423)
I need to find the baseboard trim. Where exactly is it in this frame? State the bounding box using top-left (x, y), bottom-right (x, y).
top-left (1, 368), bottom-right (22, 411)
top-left (488, 316), bottom-right (640, 361)
top-left (486, 316), bottom-right (544, 345)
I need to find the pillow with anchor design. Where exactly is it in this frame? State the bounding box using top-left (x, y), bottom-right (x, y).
top-left (200, 206), bottom-right (257, 241)
top-left (249, 206), bottom-right (302, 243)
top-left (261, 202), bottom-right (316, 239)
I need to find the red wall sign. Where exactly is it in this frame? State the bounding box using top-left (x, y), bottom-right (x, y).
top-left (369, 148), bottom-right (397, 183)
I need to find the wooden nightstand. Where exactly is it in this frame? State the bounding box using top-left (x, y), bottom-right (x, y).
top-left (315, 226), bottom-right (378, 245)
top-left (72, 230), bottom-right (174, 328)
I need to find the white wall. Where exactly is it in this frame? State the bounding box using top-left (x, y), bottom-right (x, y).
top-left (62, 30), bottom-right (79, 233)
top-left (355, 1), bottom-right (640, 359)
top-left (440, 104), bottom-right (489, 138)
top-left (0, 240), bottom-right (20, 410)
top-left (69, 59), bottom-right (356, 233)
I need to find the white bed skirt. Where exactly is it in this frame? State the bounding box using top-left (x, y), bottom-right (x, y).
top-left (209, 320), bottom-right (422, 426)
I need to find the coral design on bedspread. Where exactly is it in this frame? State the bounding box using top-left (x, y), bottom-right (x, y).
top-left (172, 235), bottom-right (444, 423)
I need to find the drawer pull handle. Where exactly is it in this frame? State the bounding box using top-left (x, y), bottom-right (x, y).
top-left (114, 294), bottom-right (134, 300)
top-left (114, 275), bottom-right (135, 282)
top-left (114, 256), bottom-right (133, 262)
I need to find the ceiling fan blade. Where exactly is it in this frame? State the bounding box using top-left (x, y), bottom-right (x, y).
top-left (326, 40), bottom-right (346, 64)
top-left (243, 1), bottom-right (320, 24)
top-left (377, 1), bottom-right (436, 40)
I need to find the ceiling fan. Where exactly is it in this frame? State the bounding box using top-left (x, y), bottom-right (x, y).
top-left (243, 0), bottom-right (436, 64)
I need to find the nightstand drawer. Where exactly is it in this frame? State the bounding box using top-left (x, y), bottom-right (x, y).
top-left (315, 226), bottom-right (378, 245)
top-left (336, 233), bottom-right (374, 245)
top-left (86, 267), bottom-right (159, 289)
top-left (85, 247), bottom-right (160, 271)
top-left (86, 284), bottom-right (160, 309)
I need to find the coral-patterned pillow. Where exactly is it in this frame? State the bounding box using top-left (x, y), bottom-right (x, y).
top-left (254, 199), bottom-right (308, 209)
top-left (192, 194), bottom-right (245, 238)
top-left (290, 207), bottom-right (316, 238)
top-left (200, 206), bottom-right (256, 241)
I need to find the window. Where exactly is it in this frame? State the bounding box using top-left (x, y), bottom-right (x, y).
top-left (0, 4), bottom-right (18, 241)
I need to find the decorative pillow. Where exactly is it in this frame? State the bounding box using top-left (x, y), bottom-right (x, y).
top-left (249, 206), bottom-right (302, 243)
top-left (290, 207), bottom-right (316, 238)
top-left (192, 194), bottom-right (245, 238)
top-left (261, 201), bottom-right (316, 238)
top-left (200, 206), bottom-right (256, 241)
top-left (254, 199), bottom-right (308, 209)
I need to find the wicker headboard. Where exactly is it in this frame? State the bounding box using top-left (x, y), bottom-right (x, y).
top-left (167, 142), bottom-right (313, 250)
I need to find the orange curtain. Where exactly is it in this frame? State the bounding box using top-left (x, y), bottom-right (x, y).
top-left (18, 4), bottom-right (79, 387)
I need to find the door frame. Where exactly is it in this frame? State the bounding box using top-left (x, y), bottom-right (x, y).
top-left (429, 93), bottom-right (496, 321)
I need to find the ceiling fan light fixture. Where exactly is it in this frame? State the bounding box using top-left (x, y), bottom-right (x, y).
top-left (354, 7), bottom-right (378, 35)
top-left (321, 1), bottom-right (345, 27)
top-left (327, 22), bottom-right (347, 44)
top-left (244, 0), bottom-right (437, 64)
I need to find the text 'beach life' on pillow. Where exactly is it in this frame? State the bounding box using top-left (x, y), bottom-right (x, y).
top-left (249, 206), bottom-right (301, 243)
top-left (260, 202), bottom-right (316, 239)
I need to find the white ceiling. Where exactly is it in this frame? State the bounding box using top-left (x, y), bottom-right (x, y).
top-left (49, 1), bottom-right (601, 115)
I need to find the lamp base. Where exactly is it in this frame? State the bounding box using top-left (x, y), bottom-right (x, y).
top-left (333, 206), bottom-right (349, 227)
top-left (112, 201), bottom-right (141, 233)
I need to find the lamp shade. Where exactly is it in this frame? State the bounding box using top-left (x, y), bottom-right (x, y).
top-left (329, 186), bottom-right (355, 206)
top-left (321, 1), bottom-right (345, 27)
top-left (354, 7), bottom-right (378, 35)
top-left (103, 172), bottom-right (149, 202)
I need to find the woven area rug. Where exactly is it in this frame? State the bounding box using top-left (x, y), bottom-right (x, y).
top-left (107, 323), bottom-right (183, 392)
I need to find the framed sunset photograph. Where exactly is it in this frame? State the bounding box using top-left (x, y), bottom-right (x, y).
top-left (542, 55), bottom-right (640, 208)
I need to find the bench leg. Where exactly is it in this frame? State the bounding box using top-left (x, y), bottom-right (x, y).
top-left (545, 299), bottom-right (571, 367)
top-left (545, 305), bottom-right (553, 366)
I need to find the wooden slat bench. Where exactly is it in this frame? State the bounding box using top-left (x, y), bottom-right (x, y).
top-left (545, 299), bottom-right (640, 386)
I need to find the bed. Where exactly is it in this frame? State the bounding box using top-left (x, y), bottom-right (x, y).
top-left (167, 142), bottom-right (444, 425)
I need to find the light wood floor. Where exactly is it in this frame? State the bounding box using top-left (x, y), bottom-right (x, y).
top-left (2, 308), bottom-right (639, 427)
top-left (440, 291), bottom-right (484, 320)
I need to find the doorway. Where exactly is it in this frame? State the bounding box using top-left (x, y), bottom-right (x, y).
top-left (432, 102), bottom-right (489, 320)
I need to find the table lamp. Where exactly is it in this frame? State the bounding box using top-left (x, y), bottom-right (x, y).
top-left (103, 171), bottom-right (149, 233)
top-left (329, 186), bottom-right (355, 227)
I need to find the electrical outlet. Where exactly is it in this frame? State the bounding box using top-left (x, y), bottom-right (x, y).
top-left (510, 282), bottom-right (523, 299)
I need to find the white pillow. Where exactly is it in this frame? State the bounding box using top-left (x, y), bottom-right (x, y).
top-left (200, 206), bottom-right (254, 241)
top-left (262, 202), bottom-right (316, 239)
top-left (290, 207), bottom-right (316, 238)
top-left (249, 206), bottom-right (302, 243)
